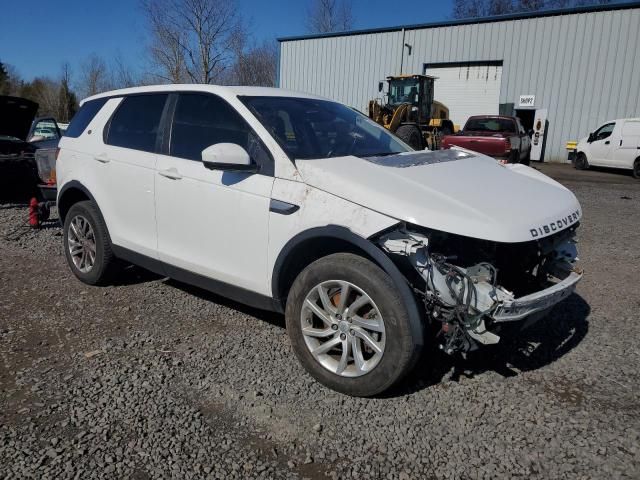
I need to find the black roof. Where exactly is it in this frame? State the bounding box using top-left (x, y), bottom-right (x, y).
top-left (278, 1), bottom-right (640, 42)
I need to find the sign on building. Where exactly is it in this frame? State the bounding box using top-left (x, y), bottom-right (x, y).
top-left (519, 95), bottom-right (536, 107)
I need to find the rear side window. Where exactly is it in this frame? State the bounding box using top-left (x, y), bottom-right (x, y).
top-left (170, 93), bottom-right (273, 174)
top-left (106, 94), bottom-right (168, 153)
top-left (64, 98), bottom-right (108, 138)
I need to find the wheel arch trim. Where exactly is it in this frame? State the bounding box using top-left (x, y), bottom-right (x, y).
top-left (271, 225), bottom-right (424, 344)
top-left (57, 180), bottom-right (98, 224)
top-left (58, 181), bottom-right (114, 248)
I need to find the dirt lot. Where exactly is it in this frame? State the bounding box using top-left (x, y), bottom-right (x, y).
top-left (1, 163), bottom-right (639, 479)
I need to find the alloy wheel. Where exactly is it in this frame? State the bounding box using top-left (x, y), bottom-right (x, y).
top-left (300, 280), bottom-right (386, 377)
top-left (67, 215), bottom-right (96, 273)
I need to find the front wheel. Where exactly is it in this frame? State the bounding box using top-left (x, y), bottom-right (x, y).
top-left (633, 158), bottom-right (640, 179)
top-left (575, 152), bottom-right (589, 170)
top-left (285, 253), bottom-right (422, 397)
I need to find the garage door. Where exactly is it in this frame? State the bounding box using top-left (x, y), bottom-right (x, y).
top-left (424, 63), bottom-right (502, 129)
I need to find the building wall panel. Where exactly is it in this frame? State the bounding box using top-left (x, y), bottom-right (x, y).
top-left (280, 7), bottom-right (640, 162)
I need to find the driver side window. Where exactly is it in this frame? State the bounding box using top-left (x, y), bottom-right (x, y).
top-left (170, 93), bottom-right (273, 175)
top-left (593, 123), bottom-right (615, 141)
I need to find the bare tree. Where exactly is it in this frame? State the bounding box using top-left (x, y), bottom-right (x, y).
top-left (452, 0), bottom-right (611, 18)
top-left (452, 0), bottom-right (489, 18)
top-left (78, 54), bottom-right (111, 98)
top-left (452, 0), bottom-right (515, 17)
top-left (28, 78), bottom-right (60, 117)
top-left (227, 40), bottom-right (278, 87)
top-left (58, 62), bottom-right (78, 122)
top-left (518, 0), bottom-right (545, 10)
top-left (111, 53), bottom-right (140, 89)
top-left (0, 62), bottom-right (23, 96)
top-left (492, 0), bottom-right (516, 14)
top-left (307, 0), bottom-right (354, 33)
top-left (548, 0), bottom-right (610, 7)
top-left (143, 0), bottom-right (189, 83)
top-left (141, 0), bottom-right (240, 84)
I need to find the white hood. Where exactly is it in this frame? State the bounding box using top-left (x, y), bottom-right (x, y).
top-left (295, 149), bottom-right (582, 243)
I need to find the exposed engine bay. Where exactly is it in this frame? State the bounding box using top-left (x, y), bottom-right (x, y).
top-left (377, 224), bottom-right (582, 354)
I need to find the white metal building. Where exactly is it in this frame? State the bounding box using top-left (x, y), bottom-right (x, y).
top-left (277, 2), bottom-right (640, 162)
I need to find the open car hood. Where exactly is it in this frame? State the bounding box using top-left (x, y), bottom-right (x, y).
top-left (0, 96), bottom-right (38, 141)
top-left (295, 149), bottom-right (582, 243)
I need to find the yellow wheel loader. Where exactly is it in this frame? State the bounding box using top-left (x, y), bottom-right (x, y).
top-left (368, 74), bottom-right (455, 150)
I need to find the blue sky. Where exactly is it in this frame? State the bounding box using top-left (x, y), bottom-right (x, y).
top-left (0, 0), bottom-right (453, 81)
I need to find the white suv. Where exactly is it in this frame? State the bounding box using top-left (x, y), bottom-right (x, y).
top-left (57, 85), bottom-right (583, 396)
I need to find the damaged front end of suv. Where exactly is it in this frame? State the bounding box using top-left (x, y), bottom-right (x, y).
top-left (377, 223), bottom-right (582, 354)
top-left (295, 147), bottom-right (584, 368)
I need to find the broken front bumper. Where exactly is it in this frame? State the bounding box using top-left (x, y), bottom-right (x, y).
top-left (492, 270), bottom-right (583, 323)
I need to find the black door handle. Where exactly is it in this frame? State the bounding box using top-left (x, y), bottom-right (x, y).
top-left (604, 140), bottom-right (610, 145)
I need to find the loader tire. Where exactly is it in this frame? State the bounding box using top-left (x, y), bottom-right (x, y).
top-left (396, 125), bottom-right (423, 150)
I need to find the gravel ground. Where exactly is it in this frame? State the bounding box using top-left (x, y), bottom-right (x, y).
top-left (1, 165), bottom-right (639, 479)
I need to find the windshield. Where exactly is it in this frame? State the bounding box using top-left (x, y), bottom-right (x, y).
top-left (388, 78), bottom-right (419, 105)
top-left (239, 96), bottom-right (411, 160)
top-left (465, 117), bottom-right (516, 133)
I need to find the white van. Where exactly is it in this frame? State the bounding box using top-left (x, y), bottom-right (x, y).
top-left (575, 118), bottom-right (640, 178)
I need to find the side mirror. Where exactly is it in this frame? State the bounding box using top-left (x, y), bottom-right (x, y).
top-left (378, 81), bottom-right (384, 93)
top-left (201, 143), bottom-right (257, 172)
top-left (587, 132), bottom-right (594, 143)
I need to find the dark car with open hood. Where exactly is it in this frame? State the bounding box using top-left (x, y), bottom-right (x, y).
top-left (0, 95), bottom-right (61, 200)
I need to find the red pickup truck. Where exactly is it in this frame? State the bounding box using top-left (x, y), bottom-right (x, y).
top-left (441, 115), bottom-right (532, 165)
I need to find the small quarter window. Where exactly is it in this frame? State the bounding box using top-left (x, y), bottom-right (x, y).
top-left (64, 98), bottom-right (108, 138)
top-left (106, 94), bottom-right (168, 153)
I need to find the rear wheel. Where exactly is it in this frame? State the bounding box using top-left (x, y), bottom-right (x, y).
top-left (63, 201), bottom-right (118, 285)
top-left (521, 148), bottom-right (531, 166)
top-left (285, 253), bottom-right (422, 397)
top-left (575, 152), bottom-right (589, 170)
top-left (396, 125), bottom-right (423, 150)
top-left (633, 158), bottom-right (640, 179)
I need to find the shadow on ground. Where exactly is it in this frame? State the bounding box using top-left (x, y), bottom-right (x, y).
top-left (0, 167), bottom-right (40, 203)
top-left (114, 259), bottom-right (590, 398)
top-left (164, 278), bottom-right (286, 329)
top-left (393, 292), bottom-right (590, 396)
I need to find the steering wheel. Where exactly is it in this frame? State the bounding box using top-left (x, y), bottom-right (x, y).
top-left (327, 130), bottom-right (364, 157)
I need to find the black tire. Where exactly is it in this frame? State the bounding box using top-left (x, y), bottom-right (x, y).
top-left (521, 148), bottom-right (531, 166)
top-left (396, 125), bottom-right (423, 150)
top-left (575, 152), bottom-right (589, 170)
top-left (633, 158), bottom-right (640, 179)
top-left (509, 150), bottom-right (520, 164)
top-left (63, 200), bottom-right (117, 285)
top-left (285, 253), bottom-right (422, 397)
